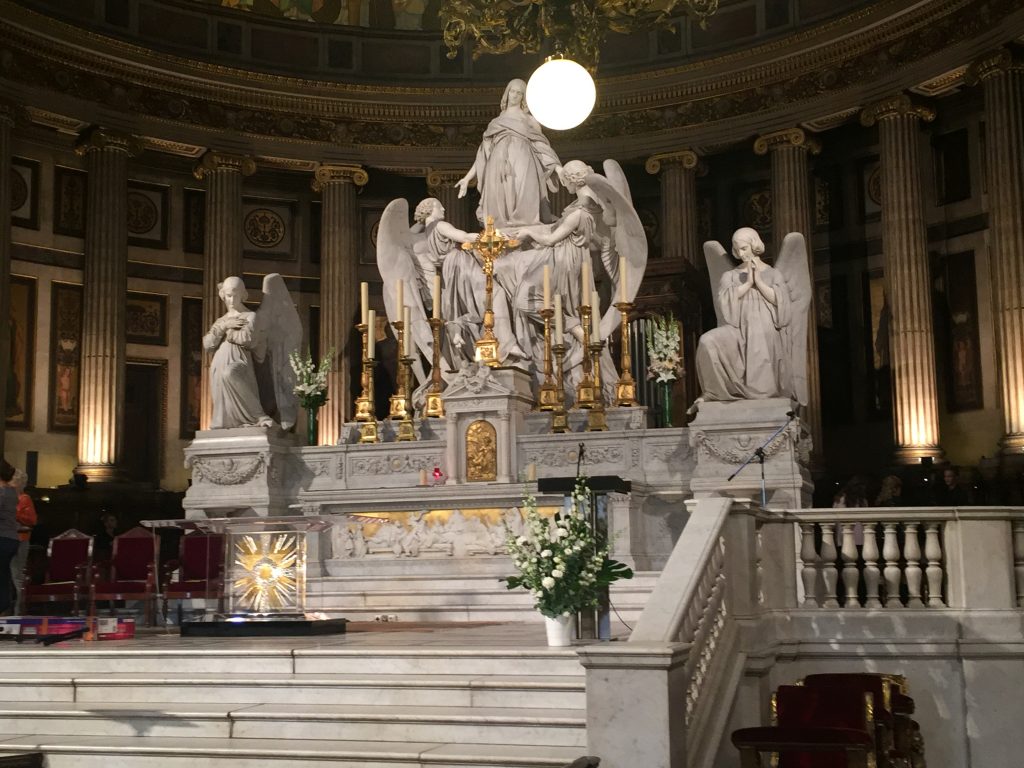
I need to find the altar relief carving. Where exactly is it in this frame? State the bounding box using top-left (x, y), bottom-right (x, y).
top-left (466, 420), bottom-right (497, 482)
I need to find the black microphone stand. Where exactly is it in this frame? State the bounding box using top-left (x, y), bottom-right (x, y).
top-left (727, 410), bottom-right (797, 508)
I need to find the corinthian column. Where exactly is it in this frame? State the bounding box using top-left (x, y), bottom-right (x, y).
top-left (427, 169), bottom-right (473, 232)
top-left (970, 49), bottom-right (1024, 452)
top-left (0, 104), bottom-right (14, 459)
top-left (193, 151), bottom-right (256, 430)
top-left (74, 127), bottom-right (141, 480)
top-left (754, 128), bottom-right (824, 458)
top-left (312, 164), bottom-right (368, 445)
top-left (861, 96), bottom-right (943, 463)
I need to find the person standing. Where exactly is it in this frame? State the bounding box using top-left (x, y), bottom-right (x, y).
top-left (0, 461), bottom-right (20, 615)
top-left (10, 469), bottom-right (36, 606)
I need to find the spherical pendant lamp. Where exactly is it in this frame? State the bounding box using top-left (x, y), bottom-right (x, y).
top-left (526, 55), bottom-right (596, 131)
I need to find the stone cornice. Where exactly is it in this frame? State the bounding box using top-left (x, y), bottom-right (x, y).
top-left (193, 150), bottom-right (257, 180)
top-left (311, 163), bottom-right (368, 191)
top-left (73, 125), bottom-right (143, 156)
top-left (753, 128), bottom-right (821, 156)
top-left (860, 94), bottom-right (937, 127)
top-left (966, 47), bottom-right (1024, 84)
top-left (645, 150), bottom-right (699, 174)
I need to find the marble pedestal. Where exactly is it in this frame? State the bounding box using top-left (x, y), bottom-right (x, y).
top-left (688, 398), bottom-right (812, 508)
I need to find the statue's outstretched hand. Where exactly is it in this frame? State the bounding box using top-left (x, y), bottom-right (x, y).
top-left (456, 174), bottom-right (471, 198)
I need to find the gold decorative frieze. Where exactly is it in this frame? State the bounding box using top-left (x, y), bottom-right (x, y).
top-left (860, 94), bottom-right (936, 127)
top-left (74, 125), bottom-right (143, 157)
top-left (910, 65), bottom-right (968, 97)
top-left (645, 150), bottom-right (699, 175)
top-left (141, 136), bottom-right (205, 158)
top-left (801, 107), bottom-right (860, 133)
top-left (193, 150), bottom-right (257, 180)
top-left (311, 163), bottom-right (369, 191)
top-left (753, 127), bottom-right (821, 156)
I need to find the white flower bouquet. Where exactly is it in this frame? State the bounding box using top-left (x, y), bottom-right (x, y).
top-left (289, 348), bottom-right (335, 409)
top-left (503, 476), bottom-right (633, 618)
top-left (646, 313), bottom-right (683, 383)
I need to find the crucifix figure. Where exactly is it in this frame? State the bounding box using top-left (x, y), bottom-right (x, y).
top-left (462, 215), bottom-right (520, 367)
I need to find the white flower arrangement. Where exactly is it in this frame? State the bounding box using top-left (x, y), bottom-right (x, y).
top-left (288, 348), bottom-right (335, 409)
top-left (503, 476), bottom-right (632, 618)
top-left (646, 313), bottom-right (683, 383)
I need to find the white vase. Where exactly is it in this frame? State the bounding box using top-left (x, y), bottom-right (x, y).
top-left (544, 614), bottom-right (574, 647)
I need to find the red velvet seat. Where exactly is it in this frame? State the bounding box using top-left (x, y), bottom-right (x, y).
top-left (162, 532), bottom-right (225, 618)
top-left (89, 526), bottom-right (158, 626)
top-left (22, 529), bottom-right (93, 615)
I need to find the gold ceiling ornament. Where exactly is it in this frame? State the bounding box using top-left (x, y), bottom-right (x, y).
top-left (440, 0), bottom-right (720, 70)
top-left (232, 533), bottom-right (299, 614)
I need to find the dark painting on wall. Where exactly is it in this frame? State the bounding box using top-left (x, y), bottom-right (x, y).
top-left (242, 197), bottom-right (296, 261)
top-left (6, 275), bottom-right (36, 431)
top-left (127, 180), bottom-right (169, 249)
top-left (180, 297), bottom-right (204, 438)
top-left (863, 270), bottom-right (892, 418)
top-left (183, 188), bottom-right (205, 254)
top-left (360, 205), bottom-right (384, 265)
top-left (10, 157), bottom-right (40, 230)
top-left (53, 166), bottom-right (87, 237)
top-left (49, 282), bottom-right (83, 433)
top-left (858, 157), bottom-right (882, 222)
top-left (126, 292), bottom-right (168, 346)
top-left (735, 182), bottom-right (772, 242)
top-left (933, 129), bottom-right (971, 206)
top-left (944, 251), bottom-right (983, 412)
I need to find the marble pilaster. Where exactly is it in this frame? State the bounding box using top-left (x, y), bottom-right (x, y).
top-left (312, 163), bottom-right (368, 445)
top-left (193, 151), bottom-right (256, 430)
top-left (74, 127), bottom-right (141, 480)
top-left (0, 105), bottom-right (13, 458)
top-left (426, 169), bottom-right (473, 232)
top-left (861, 95), bottom-right (943, 463)
top-left (970, 50), bottom-right (1024, 453)
top-left (754, 128), bottom-right (824, 459)
top-left (645, 150), bottom-right (701, 268)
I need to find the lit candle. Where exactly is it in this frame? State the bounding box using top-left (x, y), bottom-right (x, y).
top-left (396, 279), bottom-right (404, 322)
top-left (403, 306), bottom-right (412, 356)
top-left (360, 282), bottom-right (369, 326)
top-left (581, 260), bottom-right (590, 303)
top-left (432, 274), bottom-right (441, 320)
top-left (591, 290), bottom-right (600, 339)
top-left (367, 310), bottom-right (376, 359)
top-left (619, 256), bottom-right (627, 303)
top-left (553, 294), bottom-right (563, 344)
top-left (419, 469), bottom-right (428, 486)
top-left (543, 265), bottom-right (551, 310)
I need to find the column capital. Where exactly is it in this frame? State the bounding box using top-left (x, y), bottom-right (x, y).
top-left (193, 150), bottom-right (257, 180)
top-left (753, 127), bottom-right (821, 156)
top-left (967, 48), bottom-right (1024, 85)
top-left (645, 149), bottom-right (699, 175)
top-left (860, 94), bottom-right (935, 127)
top-left (312, 163), bottom-right (368, 192)
top-left (74, 126), bottom-right (142, 157)
top-left (426, 168), bottom-right (465, 191)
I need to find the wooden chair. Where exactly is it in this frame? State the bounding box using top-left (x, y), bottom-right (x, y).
top-left (732, 685), bottom-right (878, 767)
top-left (161, 532), bottom-right (225, 620)
top-left (22, 529), bottom-right (93, 616)
top-left (88, 526), bottom-right (158, 626)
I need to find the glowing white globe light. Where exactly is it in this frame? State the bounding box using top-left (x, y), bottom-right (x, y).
top-left (526, 57), bottom-right (596, 131)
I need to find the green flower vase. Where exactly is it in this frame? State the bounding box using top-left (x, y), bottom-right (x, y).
top-left (659, 380), bottom-right (673, 428)
top-left (306, 407), bottom-right (319, 446)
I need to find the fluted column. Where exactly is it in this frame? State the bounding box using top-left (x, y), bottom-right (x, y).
top-left (970, 50), bottom-right (1024, 452)
top-left (193, 151), bottom-right (256, 430)
top-left (754, 128), bottom-right (824, 458)
top-left (0, 104), bottom-right (14, 459)
top-left (646, 150), bottom-right (701, 267)
top-left (74, 127), bottom-right (141, 480)
top-left (426, 169), bottom-right (473, 232)
top-left (313, 164), bottom-right (368, 445)
top-left (861, 96), bottom-right (943, 463)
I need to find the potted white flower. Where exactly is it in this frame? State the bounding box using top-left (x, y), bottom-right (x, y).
top-left (646, 313), bottom-right (683, 427)
top-left (503, 476), bottom-right (633, 646)
top-left (289, 348), bottom-right (335, 446)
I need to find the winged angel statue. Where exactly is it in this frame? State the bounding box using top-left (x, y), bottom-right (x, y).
top-left (694, 228), bottom-right (811, 407)
top-left (204, 273), bottom-right (302, 430)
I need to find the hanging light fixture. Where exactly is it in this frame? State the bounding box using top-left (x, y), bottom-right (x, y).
top-left (526, 55), bottom-right (596, 130)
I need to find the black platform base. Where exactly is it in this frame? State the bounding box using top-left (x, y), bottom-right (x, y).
top-left (181, 618), bottom-right (348, 637)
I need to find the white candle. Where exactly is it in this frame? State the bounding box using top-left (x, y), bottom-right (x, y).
top-left (591, 290), bottom-right (600, 338)
top-left (403, 306), bottom-right (412, 356)
top-left (553, 294), bottom-right (563, 344)
top-left (396, 279), bottom-right (404, 322)
top-left (360, 282), bottom-right (369, 326)
top-left (366, 310), bottom-right (376, 359)
top-left (526, 462), bottom-right (537, 482)
top-left (419, 469), bottom-right (428, 486)
top-left (581, 260), bottom-right (590, 302)
top-left (543, 265), bottom-right (551, 310)
top-left (619, 256), bottom-right (627, 303)
top-left (432, 274), bottom-right (441, 319)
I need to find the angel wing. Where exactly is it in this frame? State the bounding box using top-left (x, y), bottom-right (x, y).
top-left (254, 273), bottom-right (302, 430)
top-left (775, 232), bottom-right (812, 406)
top-left (704, 241), bottom-right (731, 328)
top-left (586, 160), bottom-right (648, 340)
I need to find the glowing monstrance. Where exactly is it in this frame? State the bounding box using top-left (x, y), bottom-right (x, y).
top-left (462, 216), bottom-right (519, 367)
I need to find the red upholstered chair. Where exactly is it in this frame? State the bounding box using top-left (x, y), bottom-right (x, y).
top-left (732, 685), bottom-right (877, 768)
top-left (22, 529), bottom-right (93, 615)
top-left (161, 532), bottom-right (225, 619)
top-left (88, 526), bottom-right (158, 626)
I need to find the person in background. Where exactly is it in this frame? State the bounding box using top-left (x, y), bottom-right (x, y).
top-left (875, 475), bottom-right (904, 507)
top-left (0, 461), bottom-right (20, 615)
top-left (9, 469), bottom-right (36, 605)
top-left (933, 466), bottom-right (971, 507)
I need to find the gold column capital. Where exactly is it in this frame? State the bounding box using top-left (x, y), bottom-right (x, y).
top-left (74, 126), bottom-right (143, 157)
top-left (645, 150), bottom-right (699, 175)
top-left (426, 168), bottom-right (465, 191)
top-left (860, 94), bottom-right (936, 127)
top-left (312, 163), bottom-right (368, 192)
top-left (193, 150), bottom-right (257, 180)
top-left (753, 127), bottom-right (821, 156)
top-left (967, 48), bottom-right (1024, 85)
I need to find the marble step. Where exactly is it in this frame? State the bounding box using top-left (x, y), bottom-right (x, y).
top-left (0, 673), bottom-right (586, 709)
top-left (307, 587), bottom-right (653, 608)
top-left (309, 572), bottom-right (661, 593)
top-left (0, 735), bottom-right (583, 768)
top-left (311, 607), bottom-right (636, 631)
top-left (0, 702), bottom-right (587, 748)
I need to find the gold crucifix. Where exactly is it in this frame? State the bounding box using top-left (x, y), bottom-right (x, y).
top-left (462, 215), bottom-right (519, 367)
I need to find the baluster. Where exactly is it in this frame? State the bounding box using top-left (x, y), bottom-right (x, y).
top-left (1014, 521), bottom-right (1024, 609)
top-left (924, 523), bottom-right (944, 607)
top-left (883, 523), bottom-right (902, 608)
top-left (904, 522), bottom-right (923, 607)
top-left (800, 523), bottom-right (819, 607)
top-left (862, 522), bottom-right (882, 608)
top-left (820, 524), bottom-right (839, 608)
top-left (841, 522), bottom-right (860, 607)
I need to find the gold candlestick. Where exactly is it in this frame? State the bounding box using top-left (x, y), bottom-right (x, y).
top-left (425, 316), bottom-right (446, 418)
top-left (396, 355), bottom-right (417, 442)
top-left (462, 216), bottom-right (519, 367)
top-left (389, 320), bottom-right (409, 421)
top-left (537, 307), bottom-right (559, 411)
top-left (353, 322), bottom-right (380, 444)
top-left (575, 303), bottom-right (596, 409)
top-left (613, 301), bottom-right (639, 407)
top-left (586, 340), bottom-right (609, 432)
top-left (551, 342), bottom-right (569, 433)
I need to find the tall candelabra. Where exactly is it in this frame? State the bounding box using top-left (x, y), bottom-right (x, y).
top-left (575, 303), bottom-right (597, 409)
top-left (586, 340), bottom-right (609, 431)
top-left (425, 317), bottom-right (446, 418)
top-left (613, 301), bottom-right (639, 407)
top-left (388, 319), bottom-right (416, 441)
top-left (537, 307), bottom-right (560, 411)
top-left (353, 322), bottom-right (380, 444)
top-left (551, 342), bottom-right (568, 433)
